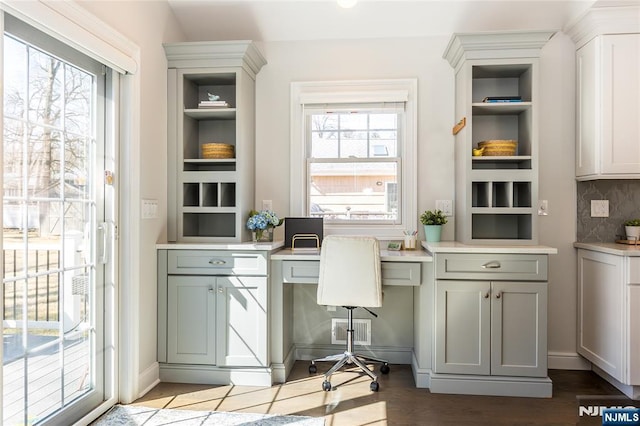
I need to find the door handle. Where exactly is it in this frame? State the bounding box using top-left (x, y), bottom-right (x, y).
top-left (97, 222), bottom-right (108, 264)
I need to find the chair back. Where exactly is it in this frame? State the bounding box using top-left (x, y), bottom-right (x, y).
top-left (317, 235), bottom-right (382, 308)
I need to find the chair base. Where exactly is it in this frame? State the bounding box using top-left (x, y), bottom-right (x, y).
top-left (309, 351), bottom-right (390, 392)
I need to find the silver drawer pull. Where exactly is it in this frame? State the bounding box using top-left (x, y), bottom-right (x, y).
top-left (209, 259), bottom-right (226, 265)
top-left (481, 261), bottom-right (501, 269)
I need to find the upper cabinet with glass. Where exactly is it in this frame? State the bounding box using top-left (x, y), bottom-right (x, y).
top-left (443, 31), bottom-right (554, 244)
top-left (164, 41), bottom-right (266, 242)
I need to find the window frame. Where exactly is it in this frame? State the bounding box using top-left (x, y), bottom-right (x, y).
top-left (290, 79), bottom-right (417, 239)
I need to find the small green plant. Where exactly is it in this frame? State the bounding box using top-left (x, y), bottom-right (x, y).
top-left (624, 219), bottom-right (640, 226)
top-left (420, 209), bottom-right (448, 225)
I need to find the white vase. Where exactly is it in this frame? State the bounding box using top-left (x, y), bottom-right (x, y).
top-left (625, 226), bottom-right (640, 241)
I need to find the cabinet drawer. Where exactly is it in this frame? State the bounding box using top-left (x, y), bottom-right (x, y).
top-left (168, 250), bottom-right (267, 276)
top-left (282, 260), bottom-right (421, 286)
top-left (435, 253), bottom-right (547, 281)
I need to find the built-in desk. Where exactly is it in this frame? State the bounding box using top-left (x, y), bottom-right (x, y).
top-left (270, 248), bottom-right (434, 387)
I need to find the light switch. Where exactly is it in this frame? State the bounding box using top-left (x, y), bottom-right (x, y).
top-left (590, 200), bottom-right (609, 218)
top-left (141, 199), bottom-right (158, 219)
top-left (436, 200), bottom-right (453, 216)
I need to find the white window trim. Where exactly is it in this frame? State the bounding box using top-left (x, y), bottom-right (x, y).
top-left (290, 79), bottom-right (417, 239)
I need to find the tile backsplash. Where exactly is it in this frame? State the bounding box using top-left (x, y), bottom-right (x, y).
top-left (577, 180), bottom-right (640, 242)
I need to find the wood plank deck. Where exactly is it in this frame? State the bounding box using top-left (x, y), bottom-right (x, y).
top-left (3, 334), bottom-right (90, 425)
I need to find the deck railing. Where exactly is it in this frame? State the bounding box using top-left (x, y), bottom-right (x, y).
top-left (2, 248), bottom-right (60, 324)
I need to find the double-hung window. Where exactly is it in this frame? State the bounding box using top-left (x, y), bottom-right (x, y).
top-left (291, 80), bottom-right (417, 238)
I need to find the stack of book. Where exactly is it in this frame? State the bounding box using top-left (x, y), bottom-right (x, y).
top-left (198, 100), bottom-right (230, 109)
top-left (482, 96), bottom-right (522, 103)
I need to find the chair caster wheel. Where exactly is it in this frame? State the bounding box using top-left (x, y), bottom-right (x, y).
top-left (380, 363), bottom-right (390, 374)
top-left (322, 381), bottom-right (332, 392)
top-left (370, 381), bottom-right (379, 392)
top-left (309, 364), bottom-right (317, 374)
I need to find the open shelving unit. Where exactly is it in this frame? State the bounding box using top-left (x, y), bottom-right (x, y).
top-left (165, 41), bottom-right (266, 242)
top-left (444, 31), bottom-right (554, 244)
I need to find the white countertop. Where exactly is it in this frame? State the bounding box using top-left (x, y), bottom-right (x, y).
top-left (157, 241), bottom-right (285, 251)
top-left (574, 242), bottom-right (640, 256)
top-left (271, 248), bottom-right (433, 262)
top-left (423, 241), bottom-right (558, 254)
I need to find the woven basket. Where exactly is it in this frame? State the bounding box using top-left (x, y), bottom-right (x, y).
top-left (477, 140), bottom-right (517, 156)
top-left (201, 143), bottom-right (235, 159)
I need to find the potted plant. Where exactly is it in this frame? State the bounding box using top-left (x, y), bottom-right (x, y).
top-left (624, 219), bottom-right (640, 242)
top-left (420, 209), bottom-right (447, 243)
top-left (246, 209), bottom-right (283, 242)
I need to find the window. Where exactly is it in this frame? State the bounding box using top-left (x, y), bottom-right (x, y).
top-left (291, 80), bottom-right (417, 238)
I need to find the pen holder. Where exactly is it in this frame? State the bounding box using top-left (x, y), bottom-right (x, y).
top-left (404, 235), bottom-right (417, 250)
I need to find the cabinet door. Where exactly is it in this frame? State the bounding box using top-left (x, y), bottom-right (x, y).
top-left (576, 38), bottom-right (598, 177)
top-left (601, 34), bottom-right (640, 175)
top-left (167, 276), bottom-right (216, 365)
top-left (216, 276), bottom-right (267, 367)
top-left (435, 280), bottom-right (491, 375)
top-left (577, 250), bottom-right (624, 382)
top-left (491, 281), bottom-right (547, 377)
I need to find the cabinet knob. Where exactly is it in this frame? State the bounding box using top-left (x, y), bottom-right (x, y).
top-left (481, 261), bottom-right (501, 269)
top-left (218, 286), bottom-right (224, 294)
top-left (496, 291), bottom-right (502, 299)
top-left (209, 259), bottom-right (226, 265)
top-left (484, 292), bottom-right (490, 299)
top-left (208, 287), bottom-right (214, 293)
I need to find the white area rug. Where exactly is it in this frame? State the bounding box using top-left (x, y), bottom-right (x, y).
top-left (94, 405), bottom-right (324, 426)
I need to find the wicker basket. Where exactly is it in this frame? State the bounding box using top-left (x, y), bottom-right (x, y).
top-left (477, 140), bottom-right (517, 156)
top-left (201, 143), bottom-right (235, 159)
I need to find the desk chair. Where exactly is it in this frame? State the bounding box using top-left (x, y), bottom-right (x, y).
top-left (308, 235), bottom-right (390, 392)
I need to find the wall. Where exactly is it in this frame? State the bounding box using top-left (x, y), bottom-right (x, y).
top-left (256, 33), bottom-right (582, 367)
top-left (75, 0), bottom-right (185, 399)
top-left (577, 180), bottom-right (640, 242)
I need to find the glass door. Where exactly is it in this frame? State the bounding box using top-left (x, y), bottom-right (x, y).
top-left (2, 15), bottom-right (115, 425)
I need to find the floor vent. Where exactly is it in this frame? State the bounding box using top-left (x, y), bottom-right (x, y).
top-left (331, 318), bottom-right (371, 346)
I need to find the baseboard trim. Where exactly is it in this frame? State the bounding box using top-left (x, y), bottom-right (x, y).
top-left (430, 373), bottom-right (553, 398)
top-left (138, 362), bottom-right (160, 398)
top-left (548, 352), bottom-right (592, 370)
top-left (159, 363), bottom-right (273, 387)
top-left (411, 352), bottom-right (431, 389)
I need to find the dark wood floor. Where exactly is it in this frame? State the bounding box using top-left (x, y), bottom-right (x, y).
top-left (132, 362), bottom-right (624, 425)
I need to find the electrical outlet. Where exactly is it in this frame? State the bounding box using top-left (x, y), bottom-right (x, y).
top-left (262, 200), bottom-right (272, 211)
top-left (538, 200), bottom-right (549, 216)
top-left (436, 200), bottom-right (453, 216)
top-left (591, 200), bottom-right (609, 218)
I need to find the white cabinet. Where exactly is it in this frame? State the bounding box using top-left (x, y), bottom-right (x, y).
top-left (575, 33), bottom-right (640, 180)
top-left (435, 280), bottom-right (547, 378)
top-left (443, 31), bottom-right (554, 244)
top-left (164, 42), bottom-right (266, 242)
top-left (577, 249), bottom-right (640, 399)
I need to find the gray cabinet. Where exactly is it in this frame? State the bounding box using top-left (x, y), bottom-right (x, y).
top-left (443, 31), bottom-right (554, 244)
top-left (164, 41), bottom-right (266, 242)
top-left (435, 280), bottom-right (547, 377)
top-left (431, 252), bottom-right (550, 397)
top-left (167, 276), bottom-right (217, 365)
top-left (158, 248), bottom-right (270, 385)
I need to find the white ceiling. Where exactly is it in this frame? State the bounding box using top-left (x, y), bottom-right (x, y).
top-left (166, 0), bottom-right (601, 42)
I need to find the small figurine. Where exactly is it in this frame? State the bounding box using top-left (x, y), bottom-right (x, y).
top-left (207, 93), bottom-right (220, 101)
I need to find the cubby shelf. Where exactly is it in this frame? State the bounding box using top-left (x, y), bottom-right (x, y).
top-left (165, 41), bottom-right (266, 242)
top-left (444, 31), bottom-right (554, 244)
